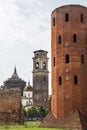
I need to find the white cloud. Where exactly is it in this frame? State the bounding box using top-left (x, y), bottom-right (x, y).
top-left (0, 0), bottom-right (51, 87)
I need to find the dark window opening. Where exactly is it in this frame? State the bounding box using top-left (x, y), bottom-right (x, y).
top-left (53, 57), bottom-right (55, 66)
top-left (59, 76), bottom-right (62, 85)
top-left (73, 34), bottom-right (77, 42)
top-left (81, 55), bottom-right (84, 64)
top-left (65, 13), bottom-right (69, 22)
top-left (74, 75), bottom-right (78, 85)
top-left (53, 17), bottom-right (55, 26)
top-left (65, 54), bottom-right (69, 63)
top-left (58, 35), bottom-right (61, 44)
top-left (80, 14), bottom-right (83, 23)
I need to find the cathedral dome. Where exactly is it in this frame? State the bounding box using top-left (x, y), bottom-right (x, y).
top-left (24, 82), bottom-right (33, 92)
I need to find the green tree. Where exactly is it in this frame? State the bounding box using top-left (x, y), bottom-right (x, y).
top-left (27, 108), bottom-right (33, 120)
top-left (23, 106), bottom-right (48, 120)
top-left (38, 105), bottom-right (47, 120)
top-left (27, 106), bottom-right (38, 120)
top-left (23, 108), bottom-right (27, 117)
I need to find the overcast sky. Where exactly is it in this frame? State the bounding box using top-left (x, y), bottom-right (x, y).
top-left (0, 0), bottom-right (87, 93)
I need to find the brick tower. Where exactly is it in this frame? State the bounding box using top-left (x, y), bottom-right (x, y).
top-left (40, 5), bottom-right (87, 129)
top-left (32, 50), bottom-right (49, 108)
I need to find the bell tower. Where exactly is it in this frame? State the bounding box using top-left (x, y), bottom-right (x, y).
top-left (32, 50), bottom-right (49, 108)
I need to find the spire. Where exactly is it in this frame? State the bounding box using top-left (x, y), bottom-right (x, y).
top-left (11, 65), bottom-right (19, 79)
top-left (14, 66), bottom-right (17, 75)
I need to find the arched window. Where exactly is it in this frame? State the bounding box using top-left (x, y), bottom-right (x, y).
top-left (81, 55), bottom-right (84, 64)
top-left (36, 62), bottom-right (39, 69)
top-left (74, 75), bottom-right (78, 85)
top-left (58, 35), bottom-right (61, 44)
top-left (73, 34), bottom-right (77, 42)
top-left (65, 54), bottom-right (69, 63)
top-left (28, 93), bottom-right (30, 97)
top-left (53, 17), bottom-right (55, 26)
top-left (80, 14), bottom-right (83, 23)
top-left (59, 76), bottom-right (62, 85)
top-left (36, 53), bottom-right (39, 56)
top-left (43, 62), bottom-right (46, 70)
top-left (65, 13), bottom-right (69, 22)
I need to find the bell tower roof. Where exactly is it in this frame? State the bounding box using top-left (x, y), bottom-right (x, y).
top-left (32, 50), bottom-right (49, 72)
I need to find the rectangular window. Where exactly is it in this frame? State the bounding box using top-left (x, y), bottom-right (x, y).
top-left (73, 34), bottom-right (77, 42)
top-left (53, 17), bottom-right (55, 26)
top-left (80, 14), bottom-right (83, 23)
top-left (81, 55), bottom-right (84, 64)
top-left (74, 75), bottom-right (78, 85)
top-left (65, 54), bottom-right (69, 63)
top-left (58, 35), bottom-right (61, 44)
top-left (65, 13), bottom-right (69, 22)
top-left (53, 57), bottom-right (55, 66)
top-left (59, 76), bottom-right (62, 85)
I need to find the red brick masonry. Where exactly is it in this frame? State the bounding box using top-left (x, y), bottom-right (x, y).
top-left (0, 89), bottom-right (23, 124)
top-left (40, 109), bottom-right (87, 130)
top-left (40, 4), bottom-right (87, 130)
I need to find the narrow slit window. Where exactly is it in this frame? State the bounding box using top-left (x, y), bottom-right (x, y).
top-left (80, 14), bottom-right (84, 23)
top-left (65, 13), bottom-right (69, 22)
top-left (58, 35), bottom-right (61, 44)
top-left (59, 76), bottom-right (62, 85)
top-left (53, 57), bottom-right (55, 66)
top-left (74, 75), bottom-right (78, 85)
top-left (73, 34), bottom-right (77, 42)
top-left (65, 54), bottom-right (69, 63)
top-left (53, 17), bottom-right (55, 26)
top-left (81, 55), bottom-right (84, 64)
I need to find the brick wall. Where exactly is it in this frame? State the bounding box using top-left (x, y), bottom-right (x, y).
top-left (40, 5), bottom-right (87, 130)
top-left (0, 88), bottom-right (23, 124)
top-left (51, 5), bottom-right (87, 118)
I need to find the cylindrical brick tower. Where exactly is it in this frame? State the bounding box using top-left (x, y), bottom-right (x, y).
top-left (51, 5), bottom-right (87, 119)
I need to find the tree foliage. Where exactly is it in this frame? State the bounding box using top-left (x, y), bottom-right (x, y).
top-left (23, 106), bottom-right (48, 120)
